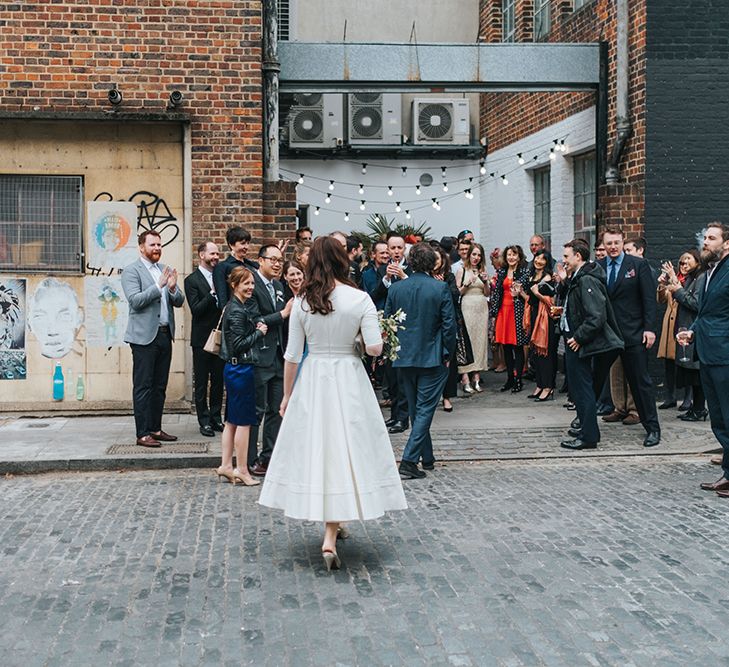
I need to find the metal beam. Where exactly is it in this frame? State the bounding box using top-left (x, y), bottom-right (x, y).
top-left (279, 42), bottom-right (601, 93)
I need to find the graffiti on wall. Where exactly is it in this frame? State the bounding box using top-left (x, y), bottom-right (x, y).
top-left (85, 276), bottom-right (128, 348)
top-left (0, 279), bottom-right (27, 380)
top-left (28, 278), bottom-right (84, 359)
top-left (87, 201), bottom-right (140, 271)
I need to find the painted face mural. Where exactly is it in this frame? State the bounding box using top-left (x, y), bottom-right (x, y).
top-left (28, 278), bottom-right (84, 358)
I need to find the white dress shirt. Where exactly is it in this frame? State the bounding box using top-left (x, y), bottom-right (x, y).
top-left (141, 256), bottom-right (170, 326)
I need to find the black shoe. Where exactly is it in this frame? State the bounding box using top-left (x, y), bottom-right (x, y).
top-left (679, 409), bottom-right (708, 422)
top-left (560, 438), bottom-right (597, 450)
top-left (388, 421), bottom-right (408, 434)
top-left (511, 379), bottom-right (524, 394)
top-left (422, 461), bottom-right (435, 471)
top-left (566, 402), bottom-right (577, 411)
top-left (643, 431), bottom-right (661, 448)
top-left (399, 461), bottom-right (426, 479)
top-left (678, 401), bottom-right (692, 412)
top-left (567, 427), bottom-right (582, 438)
top-left (199, 425), bottom-right (215, 437)
top-left (500, 378), bottom-right (515, 392)
top-left (570, 417), bottom-right (581, 430)
top-left (211, 421), bottom-right (224, 432)
top-left (385, 418), bottom-right (397, 428)
top-left (658, 400), bottom-right (677, 410)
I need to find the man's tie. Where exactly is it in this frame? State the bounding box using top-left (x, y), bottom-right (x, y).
top-left (266, 281), bottom-right (276, 307)
top-left (608, 260), bottom-right (618, 290)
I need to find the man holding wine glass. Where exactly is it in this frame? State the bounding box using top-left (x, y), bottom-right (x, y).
top-left (677, 222), bottom-right (729, 495)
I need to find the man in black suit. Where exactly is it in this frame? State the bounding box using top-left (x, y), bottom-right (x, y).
top-left (372, 233), bottom-right (412, 434)
top-left (213, 225), bottom-right (259, 308)
top-left (594, 226), bottom-right (661, 448)
top-left (681, 223), bottom-right (729, 495)
top-left (184, 241), bottom-right (225, 438)
top-left (385, 243), bottom-right (456, 479)
top-left (247, 243), bottom-right (293, 476)
top-left (346, 235), bottom-right (363, 287)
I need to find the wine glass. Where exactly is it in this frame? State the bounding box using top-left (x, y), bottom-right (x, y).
top-left (677, 326), bottom-right (690, 362)
top-left (257, 319), bottom-right (269, 350)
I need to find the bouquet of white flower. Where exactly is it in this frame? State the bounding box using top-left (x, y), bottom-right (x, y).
top-left (378, 309), bottom-right (406, 362)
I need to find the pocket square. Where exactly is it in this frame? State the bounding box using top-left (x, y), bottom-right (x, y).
top-left (625, 268), bottom-right (636, 279)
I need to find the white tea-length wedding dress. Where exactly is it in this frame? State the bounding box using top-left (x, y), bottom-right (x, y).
top-left (258, 285), bottom-right (407, 522)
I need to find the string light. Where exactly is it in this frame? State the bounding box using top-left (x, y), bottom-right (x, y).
top-left (395, 202), bottom-right (401, 212)
top-left (344, 212), bottom-right (350, 222)
top-left (549, 149), bottom-right (557, 161)
top-left (501, 175), bottom-right (509, 185)
top-left (314, 206), bottom-right (320, 215)
top-left (479, 160), bottom-right (487, 175)
top-left (387, 186), bottom-right (393, 196)
top-left (358, 184), bottom-right (365, 195)
top-left (361, 163), bottom-right (367, 174)
top-left (464, 189), bottom-right (473, 199)
top-left (359, 200), bottom-right (366, 210)
top-left (328, 180), bottom-right (335, 191)
top-left (442, 183), bottom-right (449, 192)
top-left (405, 210), bottom-right (411, 219)
top-left (401, 167), bottom-right (407, 177)
top-left (324, 194), bottom-right (331, 204)
top-left (297, 174), bottom-right (304, 184)
top-left (415, 185), bottom-right (421, 195)
top-left (441, 166), bottom-right (447, 178)
top-left (517, 153), bottom-right (525, 165)
top-left (559, 139), bottom-right (567, 152)
top-left (374, 215), bottom-right (380, 223)
top-left (489, 172), bottom-right (495, 178)
top-left (431, 198), bottom-right (441, 211)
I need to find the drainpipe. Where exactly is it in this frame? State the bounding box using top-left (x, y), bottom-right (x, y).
top-left (262, 0), bottom-right (280, 182)
top-left (605, 0), bottom-right (632, 184)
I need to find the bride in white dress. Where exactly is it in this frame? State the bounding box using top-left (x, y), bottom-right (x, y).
top-left (258, 237), bottom-right (407, 571)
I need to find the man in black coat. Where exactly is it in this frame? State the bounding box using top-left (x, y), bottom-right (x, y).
top-left (372, 233), bottom-right (412, 433)
top-left (213, 225), bottom-right (259, 308)
top-left (594, 226), bottom-right (661, 448)
top-left (385, 243), bottom-right (456, 478)
top-left (184, 241), bottom-right (225, 437)
top-left (558, 240), bottom-right (624, 450)
top-left (683, 223), bottom-right (729, 495)
top-left (246, 243), bottom-right (293, 475)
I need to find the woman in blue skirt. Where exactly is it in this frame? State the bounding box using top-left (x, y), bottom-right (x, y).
top-left (217, 266), bottom-right (267, 486)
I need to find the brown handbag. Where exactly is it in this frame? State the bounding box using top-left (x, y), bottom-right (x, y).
top-left (203, 308), bottom-right (225, 355)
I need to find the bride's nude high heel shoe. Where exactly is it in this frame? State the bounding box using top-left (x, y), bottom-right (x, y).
top-left (322, 549), bottom-right (341, 571)
top-left (216, 467), bottom-right (236, 483)
top-left (233, 468), bottom-right (261, 486)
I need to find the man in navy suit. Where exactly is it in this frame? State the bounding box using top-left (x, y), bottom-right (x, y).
top-left (594, 226), bottom-right (661, 448)
top-left (681, 223), bottom-right (729, 495)
top-left (385, 243), bottom-right (456, 479)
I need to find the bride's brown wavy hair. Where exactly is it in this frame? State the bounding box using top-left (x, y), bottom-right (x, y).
top-left (300, 236), bottom-right (355, 314)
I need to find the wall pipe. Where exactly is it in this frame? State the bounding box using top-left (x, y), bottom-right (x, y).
top-left (262, 0), bottom-right (280, 182)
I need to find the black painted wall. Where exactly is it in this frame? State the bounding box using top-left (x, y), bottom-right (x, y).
top-left (644, 0), bottom-right (729, 263)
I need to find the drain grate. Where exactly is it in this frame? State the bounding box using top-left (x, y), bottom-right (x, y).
top-left (106, 442), bottom-right (210, 455)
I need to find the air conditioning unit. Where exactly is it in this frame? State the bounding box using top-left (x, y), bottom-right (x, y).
top-left (347, 93), bottom-right (402, 145)
top-left (288, 94), bottom-right (344, 148)
top-left (412, 98), bottom-right (470, 145)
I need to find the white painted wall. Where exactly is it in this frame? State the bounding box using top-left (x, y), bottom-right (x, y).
top-left (479, 107), bottom-right (596, 256)
top-left (281, 158), bottom-right (484, 241)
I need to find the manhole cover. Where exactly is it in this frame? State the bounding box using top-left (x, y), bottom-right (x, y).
top-left (106, 442), bottom-right (209, 455)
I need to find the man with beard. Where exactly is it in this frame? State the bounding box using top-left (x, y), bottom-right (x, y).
top-left (184, 241), bottom-right (225, 437)
top-left (680, 223), bottom-right (729, 496)
top-left (122, 230), bottom-right (185, 447)
top-left (346, 235), bottom-right (363, 288)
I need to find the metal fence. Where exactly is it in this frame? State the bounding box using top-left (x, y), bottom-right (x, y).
top-left (0, 175), bottom-right (84, 273)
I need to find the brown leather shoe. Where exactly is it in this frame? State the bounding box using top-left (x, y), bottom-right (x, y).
top-left (151, 430), bottom-right (178, 442)
top-left (136, 435), bottom-right (162, 448)
top-left (621, 413), bottom-right (640, 426)
top-left (249, 461), bottom-right (268, 476)
top-left (700, 477), bottom-right (729, 491)
top-left (602, 411), bottom-right (627, 423)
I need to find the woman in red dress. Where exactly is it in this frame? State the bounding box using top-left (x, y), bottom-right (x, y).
top-left (490, 245), bottom-right (530, 392)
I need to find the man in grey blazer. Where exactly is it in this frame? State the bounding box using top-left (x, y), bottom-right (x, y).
top-left (121, 230), bottom-right (185, 447)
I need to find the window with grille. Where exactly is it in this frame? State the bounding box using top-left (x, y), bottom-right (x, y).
top-left (534, 167), bottom-right (551, 248)
top-left (534, 0), bottom-right (550, 40)
top-left (502, 0), bottom-right (516, 42)
top-left (278, 0), bottom-right (290, 41)
top-left (573, 153), bottom-right (597, 249)
top-left (0, 175), bottom-right (84, 273)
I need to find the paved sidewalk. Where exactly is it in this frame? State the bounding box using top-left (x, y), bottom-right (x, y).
top-left (0, 372), bottom-right (718, 474)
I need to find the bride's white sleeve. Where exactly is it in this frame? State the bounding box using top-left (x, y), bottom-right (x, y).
top-left (360, 295), bottom-right (381, 347)
top-left (283, 298), bottom-right (305, 363)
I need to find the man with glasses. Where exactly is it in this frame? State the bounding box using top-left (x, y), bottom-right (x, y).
top-left (247, 244), bottom-right (293, 476)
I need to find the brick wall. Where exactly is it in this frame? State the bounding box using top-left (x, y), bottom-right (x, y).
top-left (644, 1), bottom-right (729, 260)
top-left (0, 1), bottom-right (295, 258)
top-left (479, 0), bottom-right (647, 237)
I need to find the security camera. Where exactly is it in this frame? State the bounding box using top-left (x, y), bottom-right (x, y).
top-left (168, 90), bottom-right (183, 108)
top-left (108, 88), bottom-right (122, 106)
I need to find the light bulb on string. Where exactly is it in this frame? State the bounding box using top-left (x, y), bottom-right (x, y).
top-left (297, 174), bottom-right (304, 184)
top-left (361, 163), bottom-right (367, 174)
top-left (374, 215), bottom-right (380, 223)
top-left (359, 201), bottom-right (366, 211)
top-left (549, 149), bottom-right (557, 161)
top-left (405, 210), bottom-right (411, 220)
top-left (401, 167), bottom-right (407, 178)
top-left (314, 206), bottom-right (320, 215)
top-left (441, 166), bottom-right (447, 178)
top-left (387, 186), bottom-right (393, 197)
top-left (464, 189), bottom-right (473, 200)
top-left (517, 153), bottom-right (525, 165)
top-left (328, 180), bottom-right (335, 191)
top-left (415, 185), bottom-right (421, 195)
top-left (358, 184), bottom-right (364, 195)
top-left (479, 160), bottom-right (487, 175)
top-left (442, 183), bottom-right (449, 192)
top-left (431, 198), bottom-right (441, 211)
top-left (560, 139), bottom-right (567, 152)
top-left (395, 202), bottom-right (401, 213)
top-left (501, 175), bottom-right (509, 186)
top-left (489, 172), bottom-right (495, 178)
top-left (344, 212), bottom-right (350, 222)
top-left (324, 194), bottom-right (331, 204)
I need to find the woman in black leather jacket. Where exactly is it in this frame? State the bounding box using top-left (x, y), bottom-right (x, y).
top-left (217, 266), bottom-right (267, 485)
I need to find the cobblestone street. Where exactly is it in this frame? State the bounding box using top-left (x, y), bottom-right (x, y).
top-left (2, 458), bottom-right (727, 666)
